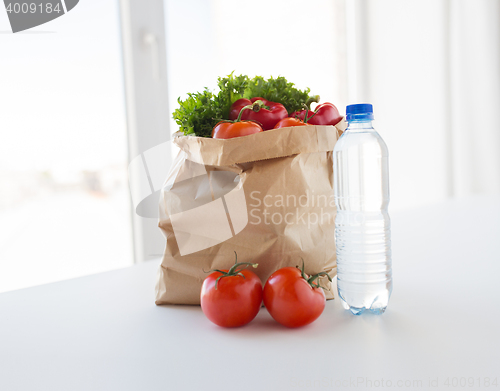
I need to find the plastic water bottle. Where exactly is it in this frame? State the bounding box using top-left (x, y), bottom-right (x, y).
top-left (333, 104), bottom-right (392, 315)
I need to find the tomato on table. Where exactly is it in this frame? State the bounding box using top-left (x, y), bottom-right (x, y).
top-left (201, 254), bottom-right (263, 328)
top-left (263, 262), bottom-right (332, 328)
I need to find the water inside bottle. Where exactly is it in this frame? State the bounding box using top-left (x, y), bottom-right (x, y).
top-left (334, 118), bottom-right (393, 315)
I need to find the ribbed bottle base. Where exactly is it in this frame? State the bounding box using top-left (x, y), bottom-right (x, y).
top-left (338, 286), bottom-right (391, 315)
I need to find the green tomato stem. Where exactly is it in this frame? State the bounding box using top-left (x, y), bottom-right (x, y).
top-left (302, 103), bottom-right (318, 124)
top-left (297, 259), bottom-right (332, 290)
top-left (236, 101), bottom-right (264, 122)
top-left (210, 251), bottom-right (259, 289)
top-left (305, 95), bottom-right (320, 109)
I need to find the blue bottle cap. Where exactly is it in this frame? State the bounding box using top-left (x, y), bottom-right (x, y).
top-left (346, 103), bottom-right (374, 121)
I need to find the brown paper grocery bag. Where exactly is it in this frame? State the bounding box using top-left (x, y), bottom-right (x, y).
top-left (155, 121), bottom-right (346, 305)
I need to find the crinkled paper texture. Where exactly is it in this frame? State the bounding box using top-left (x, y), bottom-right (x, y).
top-left (155, 121), bottom-right (346, 305)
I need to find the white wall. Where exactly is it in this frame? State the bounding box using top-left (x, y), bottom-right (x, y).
top-left (164, 0), bottom-right (346, 126)
top-left (450, 0), bottom-right (500, 197)
top-left (164, 0), bottom-right (500, 211)
top-left (366, 0), bottom-right (451, 210)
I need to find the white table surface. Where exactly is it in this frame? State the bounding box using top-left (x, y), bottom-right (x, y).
top-left (1, 196), bottom-right (500, 391)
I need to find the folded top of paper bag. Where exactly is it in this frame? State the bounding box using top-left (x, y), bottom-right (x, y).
top-left (173, 120), bottom-right (347, 167)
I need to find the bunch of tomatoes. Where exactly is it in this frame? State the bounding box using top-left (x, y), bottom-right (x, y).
top-left (200, 253), bottom-right (332, 328)
top-left (212, 98), bottom-right (342, 139)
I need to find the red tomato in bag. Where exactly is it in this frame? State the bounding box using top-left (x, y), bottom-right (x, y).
top-left (263, 263), bottom-right (331, 328)
top-left (273, 117), bottom-right (308, 129)
top-left (201, 257), bottom-right (262, 328)
top-left (212, 120), bottom-right (263, 139)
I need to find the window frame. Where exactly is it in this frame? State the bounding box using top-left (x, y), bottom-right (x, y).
top-left (119, 0), bottom-right (171, 263)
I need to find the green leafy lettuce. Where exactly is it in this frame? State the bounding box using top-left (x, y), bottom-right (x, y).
top-left (243, 76), bottom-right (317, 115)
top-left (172, 73), bottom-right (317, 137)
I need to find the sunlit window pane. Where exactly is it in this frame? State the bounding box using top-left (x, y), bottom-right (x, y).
top-left (0, 1), bottom-right (133, 293)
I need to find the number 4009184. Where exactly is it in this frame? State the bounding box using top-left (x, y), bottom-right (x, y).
top-left (5, 2), bottom-right (62, 14)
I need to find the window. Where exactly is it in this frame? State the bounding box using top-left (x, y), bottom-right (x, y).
top-left (0, 1), bottom-right (133, 292)
top-left (2, 0), bottom-right (498, 292)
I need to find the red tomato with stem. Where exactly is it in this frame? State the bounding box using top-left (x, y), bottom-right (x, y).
top-left (275, 104), bottom-right (318, 128)
top-left (212, 101), bottom-right (264, 139)
top-left (201, 253), bottom-right (263, 328)
top-left (263, 262), bottom-right (332, 328)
